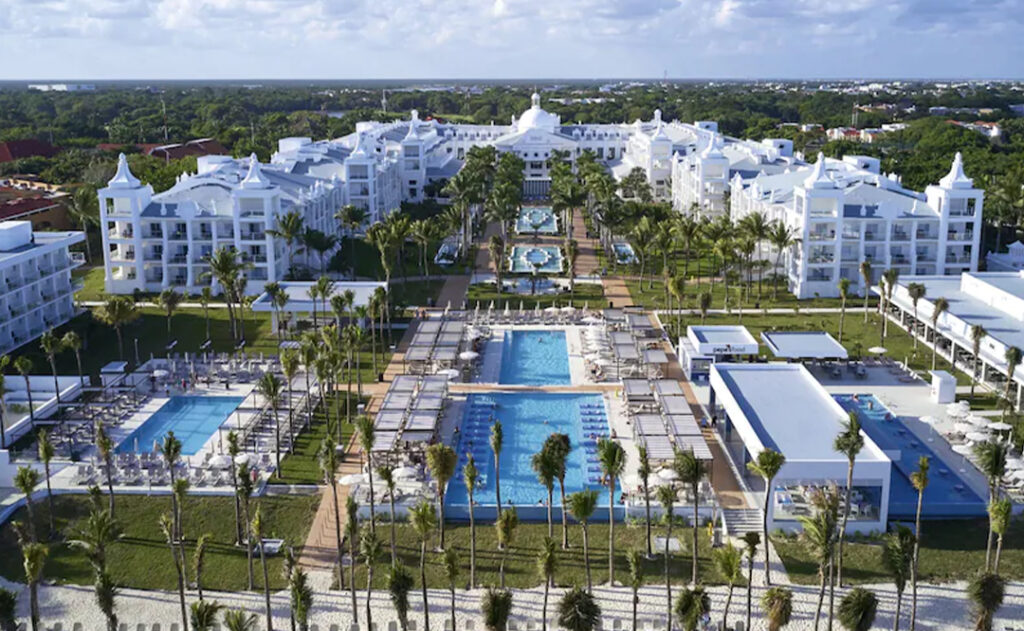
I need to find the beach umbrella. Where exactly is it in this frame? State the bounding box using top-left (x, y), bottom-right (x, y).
top-left (868, 346), bottom-right (887, 355)
top-left (473, 303), bottom-right (480, 322)
top-left (234, 453), bottom-right (253, 465)
top-left (919, 415), bottom-right (940, 427)
top-left (989, 421), bottom-right (1013, 431)
top-left (394, 466), bottom-right (419, 479)
top-left (953, 422), bottom-right (975, 434)
top-left (534, 303), bottom-right (541, 316)
top-left (488, 300), bottom-right (495, 313)
top-left (439, 368), bottom-right (460, 380)
top-left (561, 305), bottom-right (576, 314)
top-left (657, 468), bottom-right (678, 481)
top-left (952, 444), bottom-right (973, 456)
top-left (583, 301), bottom-right (589, 311)
top-left (946, 402), bottom-right (968, 417)
top-left (152, 369), bottom-right (170, 379)
top-left (967, 414), bottom-right (989, 427)
top-left (582, 316), bottom-right (602, 325)
top-left (595, 358), bottom-right (614, 366)
top-left (339, 473), bottom-right (366, 486)
top-left (621, 473), bottom-right (640, 489)
top-left (459, 351), bottom-right (480, 361)
top-left (209, 454), bottom-right (233, 469)
top-left (504, 302), bottom-right (511, 317)
top-left (519, 300), bottom-right (525, 315)
top-left (544, 305), bottom-right (560, 314)
top-left (966, 431), bottom-right (991, 443)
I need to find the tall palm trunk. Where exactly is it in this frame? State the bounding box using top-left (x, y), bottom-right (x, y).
top-left (420, 540), bottom-right (430, 631)
top-left (389, 494), bottom-right (398, 564)
top-left (691, 492), bottom-right (699, 585)
top-left (258, 538), bottom-right (272, 631)
top-left (350, 532), bottom-right (359, 626)
top-left (332, 484), bottom-right (344, 591)
top-left (558, 478), bottom-right (568, 549)
top-left (244, 499), bottom-right (254, 590)
top-left (664, 521), bottom-right (672, 631)
top-left (910, 488), bottom-right (923, 631)
top-left (582, 522), bottom-right (592, 593)
top-left (814, 563), bottom-right (827, 631)
top-left (837, 461), bottom-right (854, 585)
top-left (608, 477), bottom-right (616, 585)
top-left (468, 487), bottom-right (476, 588)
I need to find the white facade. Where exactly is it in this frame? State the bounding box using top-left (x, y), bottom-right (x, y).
top-left (0, 221), bottom-right (84, 355)
top-left (98, 153), bottom-right (342, 295)
top-left (728, 152), bottom-right (983, 298)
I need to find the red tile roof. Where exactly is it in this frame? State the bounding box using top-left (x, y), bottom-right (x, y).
top-left (0, 139), bottom-right (60, 163)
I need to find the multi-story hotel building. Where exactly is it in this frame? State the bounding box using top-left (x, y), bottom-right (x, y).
top-left (0, 220), bottom-right (84, 355)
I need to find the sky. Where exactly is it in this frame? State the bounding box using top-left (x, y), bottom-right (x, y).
top-left (1, 0), bottom-right (1022, 80)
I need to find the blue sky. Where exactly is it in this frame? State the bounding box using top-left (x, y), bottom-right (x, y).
top-left (1, 0), bottom-right (1021, 80)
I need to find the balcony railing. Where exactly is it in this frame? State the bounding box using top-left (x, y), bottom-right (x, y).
top-left (808, 232), bottom-right (836, 241)
top-left (947, 231), bottom-right (974, 241)
top-left (891, 232), bottom-right (911, 242)
top-left (168, 231), bottom-right (187, 241)
top-left (242, 232), bottom-right (266, 241)
top-left (916, 231), bottom-right (937, 240)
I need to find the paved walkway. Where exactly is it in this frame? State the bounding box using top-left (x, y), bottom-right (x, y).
top-left (436, 275), bottom-right (471, 308)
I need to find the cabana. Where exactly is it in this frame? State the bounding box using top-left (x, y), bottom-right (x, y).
top-left (653, 379), bottom-right (684, 398)
top-left (761, 331), bottom-right (849, 361)
top-left (659, 395), bottom-right (692, 416)
top-left (374, 410), bottom-right (405, 431)
top-left (635, 413), bottom-right (668, 437)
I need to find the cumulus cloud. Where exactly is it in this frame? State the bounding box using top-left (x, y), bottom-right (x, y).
top-left (0, 0), bottom-right (1019, 78)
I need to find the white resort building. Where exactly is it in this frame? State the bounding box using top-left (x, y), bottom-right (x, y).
top-left (0, 220), bottom-right (84, 356)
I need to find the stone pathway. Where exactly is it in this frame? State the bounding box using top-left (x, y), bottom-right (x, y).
top-left (436, 275), bottom-right (471, 308)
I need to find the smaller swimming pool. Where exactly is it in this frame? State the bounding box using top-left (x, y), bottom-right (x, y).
top-left (837, 394), bottom-right (986, 519)
top-left (612, 242), bottom-right (637, 265)
top-left (117, 396), bottom-right (244, 456)
top-left (499, 330), bottom-right (572, 385)
top-left (508, 246), bottom-right (563, 273)
top-left (516, 206), bottom-right (558, 234)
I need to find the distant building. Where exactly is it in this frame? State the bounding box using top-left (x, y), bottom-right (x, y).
top-left (826, 127), bottom-right (861, 141)
top-left (0, 177), bottom-right (72, 229)
top-left (947, 120), bottom-right (1002, 140)
top-left (27, 83), bottom-right (96, 92)
top-left (0, 221), bottom-right (84, 356)
top-left (96, 138), bottom-right (230, 162)
top-left (986, 241), bottom-right (1024, 271)
top-left (0, 140), bottom-right (60, 164)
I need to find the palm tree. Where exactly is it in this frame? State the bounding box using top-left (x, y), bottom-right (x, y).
top-left (746, 448), bottom-right (786, 585)
top-left (21, 540), bottom-right (47, 631)
top-left (834, 411), bottom-right (864, 586)
top-left (761, 587), bottom-right (794, 631)
top-left (674, 585), bottom-right (710, 631)
top-left (712, 542), bottom-right (742, 630)
top-left (345, 495), bottom-right (360, 623)
top-left (879, 268), bottom-right (900, 342)
top-left (565, 489), bottom-right (599, 593)
top-left (837, 277), bottom-right (851, 343)
top-left (410, 500), bottom-right (437, 631)
top-left (909, 456), bottom-right (929, 631)
top-left (674, 448), bottom-right (705, 585)
top-left (929, 297), bottom-right (949, 369)
top-left (377, 464), bottom-right (398, 563)
top-left (224, 431), bottom-right (243, 545)
top-left (442, 547), bottom-right (460, 631)
top-left (837, 588), bottom-right (877, 631)
top-left (190, 600), bottom-right (225, 631)
top-left (742, 532), bottom-right (761, 631)
top-left (351, 415), bottom-right (377, 533)
top-left (655, 484), bottom-right (676, 630)
top-left (223, 610), bottom-right (259, 631)
top-left (596, 438), bottom-right (626, 585)
top-left (199, 287), bottom-right (214, 341)
top-left (0, 355), bottom-right (10, 450)
top-left (565, 238), bottom-right (579, 297)
top-left (905, 283), bottom-right (926, 348)
top-left (557, 587), bottom-right (601, 631)
top-left (361, 525), bottom-right (383, 631)
top-left (36, 429), bottom-right (56, 537)
top-left (537, 537), bottom-right (558, 631)
top-left (156, 288), bottom-right (184, 340)
top-left (481, 588), bottom-right (513, 631)
top-left (489, 234), bottom-right (506, 294)
top-left (859, 261), bottom-right (872, 322)
top-left (968, 572), bottom-right (1005, 631)
top-left (389, 562), bottom-right (416, 631)
top-left (970, 324), bottom-right (989, 400)
top-left (0, 587), bottom-right (16, 631)
top-left (462, 455), bottom-right (480, 587)
top-left (634, 445), bottom-right (653, 558)
top-left (93, 295), bottom-right (139, 361)
top-left (39, 330), bottom-right (65, 411)
top-left (626, 548), bottom-right (643, 631)
top-left (697, 290), bottom-right (712, 325)
top-left (159, 512), bottom-right (189, 631)
top-left (1003, 346), bottom-right (1022, 412)
top-left (491, 419), bottom-right (504, 517)
top-left (14, 466), bottom-right (40, 541)
top-left (883, 525), bottom-right (915, 631)
top-left (61, 331), bottom-right (85, 386)
top-left (291, 561), bottom-right (315, 631)
top-left (67, 185), bottom-right (99, 262)
top-left (767, 221), bottom-right (799, 300)
top-left (544, 433), bottom-right (572, 548)
top-left (532, 445), bottom-right (559, 538)
top-left (14, 356), bottom-right (35, 429)
top-left (237, 462), bottom-right (256, 591)
top-left (989, 498), bottom-right (1012, 574)
top-left (495, 506), bottom-right (519, 588)
top-left (798, 487), bottom-right (839, 630)
top-left (69, 505), bottom-right (122, 631)
top-left (268, 209), bottom-right (305, 277)
top-left (256, 373), bottom-right (284, 475)
top-left (426, 442), bottom-right (457, 547)
top-left (318, 436), bottom-right (345, 592)
top-left (251, 506), bottom-right (274, 631)
top-left (974, 440), bottom-right (1008, 570)
top-left (204, 247), bottom-right (249, 340)
top-left (192, 532), bottom-right (212, 601)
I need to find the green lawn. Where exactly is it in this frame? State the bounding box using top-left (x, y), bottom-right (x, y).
top-left (390, 279), bottom-right (447, 308)
top-left (272, 395), bottom-right (365, 485)
top-left (0, 494), bottom-right (319, 591)
top-left (72, 266), bottom-right (107, 302)
top-left (775, 517), bottom-right (1024, 585)
top-left (352, 521), bottom-right (726, 589)
top-left (626, 277), bottom-right (878, 312)
top-left (338, 238), bottom-right (466, 280)
top-left (467, 282), bottom-right (605, 309)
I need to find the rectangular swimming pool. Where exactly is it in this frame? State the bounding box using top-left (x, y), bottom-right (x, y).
top-left (499, 329), bottom-right (571, 385)
top-left (117, 396), bottom-right (244, 456)
top-left (446, 392), bottom-right (615, 515)
top-left (837, 394), bottom-right (986, 519)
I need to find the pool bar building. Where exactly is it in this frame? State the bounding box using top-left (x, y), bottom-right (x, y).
top-left (709, 362), bottom-right (893, 533)
top-left (679, 325), bottom-right (760, 382)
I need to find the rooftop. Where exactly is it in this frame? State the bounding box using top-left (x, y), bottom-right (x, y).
top-left (711, 362), bottom-right (885, 462)
top-left (761, 330), bottom-right (849, 360)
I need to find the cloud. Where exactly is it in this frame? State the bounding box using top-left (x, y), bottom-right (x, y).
top-left (0, 0), bottom-right (1020, 78)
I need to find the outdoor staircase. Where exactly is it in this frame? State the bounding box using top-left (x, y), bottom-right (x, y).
top-left (722, 508), bottom-right (763, 537)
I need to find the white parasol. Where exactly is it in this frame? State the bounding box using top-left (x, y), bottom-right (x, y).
top-left (952, 444), bottom-right (973, 456)
top-left (234, 453), bottom-right (253, 466)
top-left (867, 346), bottom-right (887, 355)
top-left (967, 414), bottom-right (989, 427)
top-left (152, 369), bottom-right (170, 379)
top-left (953, 422), bottom-right (975, 434)
top-left (544, 306), bottom-right (560, 314)
top-left (988, 421), bottom-right (1013, 432)
top-left (919, 415), bottom-right (940, 427)
top-left (582, 316), bottom-right (603, 325)
top-left (595, 358), bottom-right (614, 366)
top-left (438, 368), bottom-right (461, 380)
top-left (459, 351), bottom-right (480, 361)
top-left (965, 431), bottom-right (991, 443)
top-left (209, 454), bottom-right (233, 469)
top-left (339, 473), bottom-right (365, 485)
top-left (657, 468), bottom-right (679, 481)
top-left (394, 466), bottom-right (419, 479)
top-left (561, 305), bottom-right (576, 314)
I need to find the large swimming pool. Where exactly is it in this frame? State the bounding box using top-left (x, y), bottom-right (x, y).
top-left (446, 393), bottom-right (615, 515)
top-left (117, 396), bottom-right (244, 456)
top-left (837, 394), bottom-right (986, 519)
top-left (499, 330), bottom-right (571, 385)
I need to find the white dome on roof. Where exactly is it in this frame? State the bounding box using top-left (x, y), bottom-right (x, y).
top-left (517, 93), bottom-right (560, 132)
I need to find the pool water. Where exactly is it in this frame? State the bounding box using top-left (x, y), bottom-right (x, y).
top-left (612, 243), bottom-right (637, 264)
top-left (516, 206), bottom-right (558, 234)
top-left (446, 393), bottom-right (615, 512)
top-left (508, 246), bottom-right (563, 273)
top-left (499, 330), bottom-right (571, 385)
top-left (836, 394), bottom-right (986, 519)
top-left (117, 396), bottom-right (244, 456)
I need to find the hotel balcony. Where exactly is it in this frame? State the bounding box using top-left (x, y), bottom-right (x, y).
top-left (891, 231), bottom-right (911, 242)
top-left (808, 231), bottom-right (836, 241)
top-left (108, 227), bottom-right (134, 239)
top-left (915, 230), bottom-right (937, 240)
top-left (168, 255), bottom-right (189, 265)
top-left (168, 230), bottom-right (188, 241)
top-left (947, 231), bottom-right (974, 242)
top-left (240, 232), bottom-right (266, 242)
